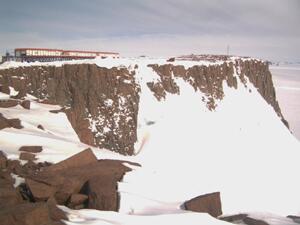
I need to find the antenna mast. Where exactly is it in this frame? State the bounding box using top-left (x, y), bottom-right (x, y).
top-left (226, 45), bottom-right (230, 56)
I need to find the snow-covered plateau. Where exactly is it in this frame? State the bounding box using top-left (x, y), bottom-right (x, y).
top-left (0, 56), bottom-right (299, 225)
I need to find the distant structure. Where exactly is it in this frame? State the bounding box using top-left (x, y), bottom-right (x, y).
top-left (1, 48), bottom-right (119, 63)
top-left (226, 45), bottom-right (230, 56)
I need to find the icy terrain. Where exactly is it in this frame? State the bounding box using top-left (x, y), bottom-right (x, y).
top-left (271, 65), bottom-right (300, 141)
top-left (1, 57), bottom-right (300, 225)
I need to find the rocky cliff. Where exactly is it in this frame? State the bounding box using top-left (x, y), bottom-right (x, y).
top-left (0, 57), bottom-right (287, 155)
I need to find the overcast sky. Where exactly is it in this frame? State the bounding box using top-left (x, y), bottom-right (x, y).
top-left (0, 0), bottom-right (299, 61)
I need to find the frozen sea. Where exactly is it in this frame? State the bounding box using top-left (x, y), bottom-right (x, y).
top-left (270, 65), bottom-right (300, 141)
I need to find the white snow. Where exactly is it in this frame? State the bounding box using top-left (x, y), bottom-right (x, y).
top-left (61, 206), bottom-right (230, 225)
top-left (1, 57), bottom-right (300, 225)
top-left (0, 99), bottom-right (88, 163)
top-left (11, 173), bottom-right (25, 188)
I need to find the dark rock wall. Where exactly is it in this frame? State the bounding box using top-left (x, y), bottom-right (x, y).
top-left (148, 60), bottom-right (286, 123)
top-left (0, 59), bottom-right (286, 155)
top-left (0, 64), bottom-right (140, 155)
top-left (148, 62), bottom-right (237, 110)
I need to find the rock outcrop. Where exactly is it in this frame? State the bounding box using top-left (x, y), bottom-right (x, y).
top-left (148, 62), bottom-right (236, 110)
top-left (183, 192), bottom-right (222, 217)
top-left (0, 57), bottom-right (286, 155)
top-left (0, 113), bottom-right (23, 130)
top-left (219, 214), bottom-right (270, 225)
top-left (147, 59), bottom-right (284, 121)
top-left (0, 148), bottom-right (137, 224)
top-left (0, 64), bottom-right (140, 155)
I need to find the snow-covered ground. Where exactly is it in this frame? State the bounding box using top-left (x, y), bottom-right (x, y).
top-left (1, 57), bottom-right (300, 225)
top-left (271, 65), bottom-right (300, 141)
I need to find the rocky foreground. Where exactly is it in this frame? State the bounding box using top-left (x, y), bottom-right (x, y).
top-left (0, 147), bottom-right (137, 224)
top-left (2, 147), bottom-right (290, 225)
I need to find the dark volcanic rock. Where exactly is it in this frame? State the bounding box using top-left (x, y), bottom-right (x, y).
top-left (0, 180), bottom-right (24, 209)
top-left (8, 118), bottom-right (23, 129)
top-left (0, 99), bottom-right (19, 108)
top-left (68, 193), bottom-right (88, 208)
top-left (19, 152), bottom-right (36, 161)
top-left (148, 63), bottom-right (236, 110)
top-left (19, 146), bottom-right (43, 153)
top-left (0, 113), bottom-right (23, 130)
top-left (6, 160), bottom-right (23, 175)
top-left (0, 202), bottom-right (52, 225)
top-left (0, 156), bottom-right (68, 225)
top-left (23, 149), bottom-right (135, 209)
top-left (0, 58), bottom-right (286, 155)
top-left (47, 197), bottom-right (68, 222)
top-left (20, 100), bottom-right (31, 109)
top-left (287, 215), bottom-right (300, 224)
top-left (37, 124), bottom-right (45, 130)
top-left (167, 57), bottom-right (175, 62)
top-left (219, 214), bottom-right (248, 222)
top-left (183, 192), bottom-right (222, 217)
top-left (84, 175), bottom-right (119, 211)
top-left (243, 217), bottom-right (269, 225)
top-left (235, 59), bottom-right (287, 126)
top-left (46, 148), bottom-right (97, 172)
top-left (0, 151), bottom-right (7, 169)
top-left (0, 85), bottom-right (10, 94)
top-left (0, 64), bottom-right (140, 155)
top-left (147, 60), bottom-right (287, 124)
top-left (26, 178), bottom-right (56, 201)
top-left (0, 114), bottom-right (10, 130)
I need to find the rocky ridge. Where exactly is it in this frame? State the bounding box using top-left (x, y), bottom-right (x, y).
top-left (0, 56), bottom-right (287, 156)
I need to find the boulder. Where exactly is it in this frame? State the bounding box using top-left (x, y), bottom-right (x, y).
top-left (0, 183), bottom-right (24, 209)
top-left (37, 124), bottom-right (45, 130)
top-left (20, 152), bottom-right (36, 161)
top-left (0, 114), bottom-right (10, 130)
top-left (26, 178), bottom-right (56, 201)
top-left (183, 192), bottom-right (222, 217)
top-left (0, 202), bottom-right (52, 225)
top-left (167, 57), bottom-right (175, 62)
top-left (0, 99), bottom-right (19, 108)
top-left (8, 118), bottom-right (23, 129)
top-left (19, 146), bottom-right (43, 153)
top-left (84, 175), bottom-right (119, 211)
top-left (46, 148), bottom-right (97, 172)
top-left (243, 217), bottom-right (269, 225)
top-left (219, 214), bottom-right (248, 222)
top-left (21, 100), bottom-right (30, 109)
top-left (7, 160), bottom-right (23, 175)
top-left (68, 194), bottom-right (88, 208)
top-left (54, 177), bottom-right (86, 205)
top-left (47, 197), bottom-right (68, 222)
top-left (49, 109), bottom-right (63, 114)
top-left (287, 215), bottom-right (300, 223)
top-left (0, 85), bottom-right (10, 94)
top-left (0, 170), bottom-right (15, 182)
top-left (0, 151), bottom-right (7, 169)
top-left (0, 114), bottom-right (23, 130)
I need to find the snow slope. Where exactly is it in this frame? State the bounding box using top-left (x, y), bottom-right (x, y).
top-left (1, 57), bottom-right (300, 224)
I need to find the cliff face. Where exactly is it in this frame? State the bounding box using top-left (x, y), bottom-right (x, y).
top-left (0, 58), bottom-right (287, 155)
top-left (0, 64), bottom-right (140, 155)
top-left (147, 60), bottom-right (286, 123)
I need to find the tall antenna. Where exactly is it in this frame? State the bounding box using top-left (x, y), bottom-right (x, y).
top-left (226, 45), bottom-right (230, 56)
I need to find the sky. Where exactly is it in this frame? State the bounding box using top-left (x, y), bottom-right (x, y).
top-left (0, 0), bottom-right (299, 61)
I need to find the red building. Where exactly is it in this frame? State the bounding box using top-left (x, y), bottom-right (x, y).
top-left (14, 48), bottom-right (119, 62)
